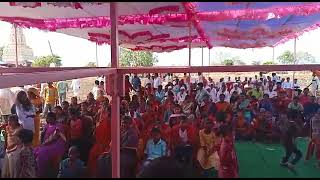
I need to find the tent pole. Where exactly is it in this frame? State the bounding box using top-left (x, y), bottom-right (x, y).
top-left (293, 38), bottom-right (297, 80)
top-left (188, 21), bottom-right (192, 91)
top-left (201, 47), bottom-right (204, 66)
top-left (208, 48), bottom-right (211, 66)
top-left (14, 24), bottom-right (18, 67)
top-left (272, 47), bottom-right (275, 62)
top-left (188, 21), bottom-right (191, 71)
top-left (96, 42), bottom-right (99, 67)
top-left (110, 2), bottom-right (120, 178)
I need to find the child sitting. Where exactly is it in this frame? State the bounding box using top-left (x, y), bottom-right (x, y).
top-left (57, 146), bottom-right (85, 178)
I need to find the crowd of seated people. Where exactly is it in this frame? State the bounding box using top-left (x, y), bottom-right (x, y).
top-left (0, 71), bottom-right (320, 178)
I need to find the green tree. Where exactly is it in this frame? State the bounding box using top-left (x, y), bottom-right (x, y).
top-left (221, 59), bottom-right (234, 66)
top-left (263, 61), bottom-right (277, 65)
top-left (32, 55), bottom-right (62, 67)
top-left (221, 56), bottom-right (245, 66)
top-left (277, 50), bottom-right (295, 64)
top-left (119, 48), bottom-right (158, 67)
top-left (0, 46), bottom-right (3, 60)
top-left (87, 62), bottom-right (97, 67)
top-left (277, 50), bottom-right (316, 64)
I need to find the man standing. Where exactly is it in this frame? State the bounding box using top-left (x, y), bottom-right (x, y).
top-left (131, 74), bottom-right (141, 92)
top-left (310, 73), bottom-right (319, 97)
top-left (42, 82), bottom-right (58, 117)
top-left (71, 79), bottom-right (81, 100)
top-left (56, 80), bottom-right (68, 105)
top-left (153, 73), bottom-right (162, 90)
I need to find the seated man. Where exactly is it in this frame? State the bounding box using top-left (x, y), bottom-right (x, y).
top-left (143, 127), bottom-right (167, 168)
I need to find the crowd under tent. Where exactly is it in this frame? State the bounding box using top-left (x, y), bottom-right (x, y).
top-left (1, 2), bottom-right (320, 177)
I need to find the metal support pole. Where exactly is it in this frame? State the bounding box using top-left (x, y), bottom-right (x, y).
top-left (188, 21), bottom-right (192, 68)
top-left (14, 24), bottom-right (18, 67)
top-left (293, 38), bottom-right (297, 80)
top-left (95, 42), bottom-right (99, 67)
top-left (272, 47), bottom-right (275, 62)
top-left (188, 21), bottom-right (192, 93)
top-left (110, 2), bottom-right (120, 178)
top-left (208, 48), bottom-right (211, 66)
top-left (201, 47), bottom-right (204, 66)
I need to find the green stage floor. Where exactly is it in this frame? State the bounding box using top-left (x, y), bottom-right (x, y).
top-left (236, 138), bottom-right (320, 178)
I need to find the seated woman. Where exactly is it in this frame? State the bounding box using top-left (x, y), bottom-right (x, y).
top-left (142, 127), bottom-right (167, 169)
top-left (34, 112), bottom-right (66, 178)
top-left (121, 116), bottom-right (139, 150)
top-left (87, 100), bottom-right (111, 177)
top-left (197, 120), bottom-right (220, 177)
top-left (235, 111), bottom-right (254, 140)
top-left (253, 108), bottom-right (273, 143)
top-left (57, 146), bottom-right (85, 178)
top-left (169, 118), bottom-right (196, 165)
top-left (69, 97), bottom-right (80, 113)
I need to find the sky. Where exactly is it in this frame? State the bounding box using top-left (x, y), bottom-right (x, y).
top-left (0, 21), bottom-right (320, 67)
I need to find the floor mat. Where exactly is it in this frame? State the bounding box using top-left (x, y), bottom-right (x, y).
top-left (236, 138), bottom-right (320, 178)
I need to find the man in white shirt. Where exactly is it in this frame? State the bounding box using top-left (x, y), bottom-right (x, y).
top-left (196, 72), bottom-right (204, 84)
top-left (282, 77), bottom-right (293, 89)
top-left (71, 79), bottom-right (81, 100)
top-left (153, 73), bottom-right (162, 90)
top-left (176, 86), bottom-right (187, 105)
top-left (208, 83), bottom-right (217, 102)
top-left (230, 83), bottom-right (242, 95)
top-left (310, 73), bottom-right (320, 96)
top-left (216, 84), bottom-right (230, 102)
top-left (264, 84), bottom-right (277, 99)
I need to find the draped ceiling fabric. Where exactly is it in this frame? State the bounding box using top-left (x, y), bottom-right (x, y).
top-left (0, 2), bottom-right (320, 52)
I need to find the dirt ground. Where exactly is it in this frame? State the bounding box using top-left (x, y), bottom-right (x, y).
top-left (64, 71), bottom-right (313, 101)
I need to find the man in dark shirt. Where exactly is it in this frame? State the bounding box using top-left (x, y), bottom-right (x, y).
top-left (131, 74), bottom-right (141, 92)
top-left (304, 96), bottom-right (320, 122)
top-left (279, 110), bottom-right (302, 169)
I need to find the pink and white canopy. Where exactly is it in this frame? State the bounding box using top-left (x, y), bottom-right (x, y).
top-left (1, 2), bottom-right (320, 51)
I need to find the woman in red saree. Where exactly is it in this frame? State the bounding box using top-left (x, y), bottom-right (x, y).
top-left (218, 124), bottom-right (239, 178)
top-left (87, 100), bottom-right (111, 177)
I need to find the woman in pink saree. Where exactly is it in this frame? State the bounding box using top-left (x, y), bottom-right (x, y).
top-left (34, 112), bottom-right (67, 177)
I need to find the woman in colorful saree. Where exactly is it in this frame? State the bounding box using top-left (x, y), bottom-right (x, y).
top-left (27, 87), bottom-right (42, 147)
top-left (87, 100), bottom-right (111, 177)
top-left (34, 112), bottom-right (66, 178)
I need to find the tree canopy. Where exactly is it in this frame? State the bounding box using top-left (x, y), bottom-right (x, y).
top-left (263, 61), bottom-right (277, 65)
top-left (0, 46), bottom-right (3, 60)
top-left (221, 56), bottom-right (246, 66)
top-left (86, 62), bottom-right (97, 67)
top-left (32, 55), bottom-right (62, 67)
top-left (277, 50), bottom-right (316, 64)
top-left (119, 48), bottom-right (158, 67)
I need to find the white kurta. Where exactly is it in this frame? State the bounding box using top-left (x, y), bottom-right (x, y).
top-left (311, 76), bottom-right (320, 96)
top-left (0, 89), bottom-right (15, 115)
top-left (71, 79), bottom-right (81, 97)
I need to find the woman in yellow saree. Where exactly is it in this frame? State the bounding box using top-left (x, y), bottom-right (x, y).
top-left (27, 88), bottom-right (41, 147)
top-left (197, 120), bottom-right (220, 177)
